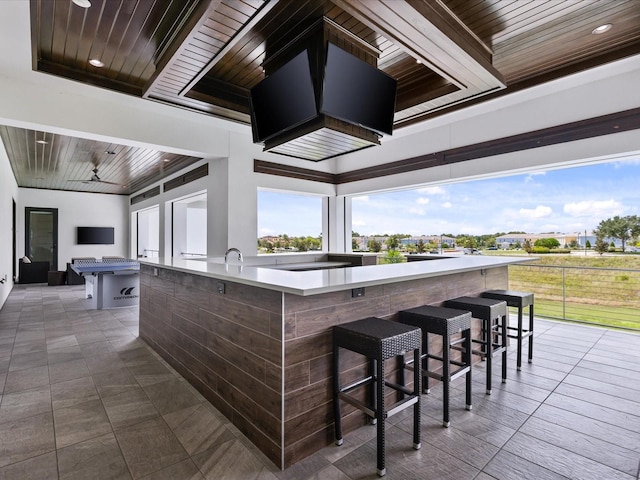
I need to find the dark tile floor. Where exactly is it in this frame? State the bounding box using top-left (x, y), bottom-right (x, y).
top-left (1, 284), bottom-right (640, 479)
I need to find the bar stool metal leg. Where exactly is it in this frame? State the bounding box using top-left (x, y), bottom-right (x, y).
top-left (516, 305), bottom-right (524, 370)
top-left (501, 312), bottom-right (508, 382)
top-left (464, 327), bottom-right (472, 410)
top-left (423, 329), bottom-right (430, 393)
top-left (370, 359), bottom-right (377, 425)
top-left (412, 346), bottom-right (421, 449)
top-left (528, 303), bottom-right (534, 363)
top-left (375, 358), bottom-right (385, 477)
top-left (483, 316), bottom-right (492, 394)
top-left (442, 330), bottom-right (451, 427)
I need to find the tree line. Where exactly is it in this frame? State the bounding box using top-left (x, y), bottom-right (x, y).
top-left (257, 234), bottom-right (321, 253)
top-left (258, 215), bottom-right (640, 254)
top-left (593, 215), bottom-right (640, 253)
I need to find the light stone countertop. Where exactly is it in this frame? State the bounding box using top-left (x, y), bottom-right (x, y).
top-left (139, 254), bottom-right (534, 296)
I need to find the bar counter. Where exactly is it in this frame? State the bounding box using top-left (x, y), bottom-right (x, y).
top-left (138, 254), bottom-right (530, 469)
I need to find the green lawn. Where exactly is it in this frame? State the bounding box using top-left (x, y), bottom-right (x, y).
top-left (527, 299), bottom-right (640, 330)
top-left (500, 252), bottom-right (640, 331)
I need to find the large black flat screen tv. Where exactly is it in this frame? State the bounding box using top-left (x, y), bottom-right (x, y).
top-left (320, 43), bottom-right (397, 136)
top-left (250, 50), bottom-right (318, 142)
top-left (77, 227), bottom-right (114, 245)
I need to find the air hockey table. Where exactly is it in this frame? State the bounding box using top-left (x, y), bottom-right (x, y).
top-left (71, 258), bottom-right (140, 310)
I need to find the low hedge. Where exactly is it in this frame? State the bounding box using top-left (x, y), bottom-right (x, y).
top-left (530, 247), bottom-right (572, 254)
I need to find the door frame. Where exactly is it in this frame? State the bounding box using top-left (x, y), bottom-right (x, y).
top-left (12, 198), bottom-right (16, 281)
top-left (25, 207), bottom-right (58, 270)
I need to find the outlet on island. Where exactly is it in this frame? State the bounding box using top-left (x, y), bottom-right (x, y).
top-left (352, 287), bottom-right (365, 298)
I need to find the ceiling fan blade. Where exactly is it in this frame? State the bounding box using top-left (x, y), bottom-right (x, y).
top-left (97, 180), bottom-right (125, 186)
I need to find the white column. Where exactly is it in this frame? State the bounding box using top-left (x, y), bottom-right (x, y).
top-left (327, 195), bottom-right (348, 253)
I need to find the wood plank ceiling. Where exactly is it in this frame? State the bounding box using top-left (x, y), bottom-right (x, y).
top-left (3, 0), bottom-right (639, 190)
top-left (0, 126), bottom-right (202, 195)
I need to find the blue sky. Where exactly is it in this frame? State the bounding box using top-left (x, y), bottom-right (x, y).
top-left (258, 158), bottom-right (640, 237)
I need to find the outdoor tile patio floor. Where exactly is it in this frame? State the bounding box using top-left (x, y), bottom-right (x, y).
top-left (1, 284), bottom-right (639, 479)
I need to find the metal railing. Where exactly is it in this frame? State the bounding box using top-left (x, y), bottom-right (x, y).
top-left (509, 263), bottom-right (640, 331)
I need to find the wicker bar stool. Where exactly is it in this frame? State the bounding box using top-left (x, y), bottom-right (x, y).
top-left (333, 317), bottom-right (422, 477)
top-left (399, 305), bottom-right (473, 427)
top-left (443, 297), bottom-right (508, 394)
top-left (482, 290), bottom-right (534, 370)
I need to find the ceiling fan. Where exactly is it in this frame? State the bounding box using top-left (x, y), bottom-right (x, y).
top-left (68, 167), bottom-right (124, 187)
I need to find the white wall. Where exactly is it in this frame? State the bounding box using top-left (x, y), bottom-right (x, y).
top-left (0, 138), bottom-right (19, 309)
top-left (18, 188), bottom-right (129, 269)
top-left (186, 206), bottom-right (207, 255)
top-left (136, 206), bottom-right (159, 257)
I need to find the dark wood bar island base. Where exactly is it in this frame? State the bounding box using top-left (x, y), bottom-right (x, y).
top-left (139, 254), bottom-right (529, 469)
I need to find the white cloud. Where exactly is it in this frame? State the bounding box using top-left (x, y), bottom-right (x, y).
top-left (416, 197), bottom-right (430, 205)
top-left (352, 220), bottom-right (367, 227)
top-left (540, 223), bottom-right (561, 231)
top-left (524, 171), bottom-right (546, 184)
top-left (563, 199), bottom-right (624, 217)
top-left (613, 158), bottom-right (640, 168)
top-left (408, 207), bottom-right (426, 216)
top-left (353, 195), bottom-right (369, 202)
top-left (519, 205), bottom-right (552, 219)
top-left (416, 186), bottom-right (446, 195)
top-left (441, 202), bottom-right (452, 208)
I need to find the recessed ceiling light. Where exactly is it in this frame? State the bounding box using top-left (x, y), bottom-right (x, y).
top-left (416, 59), bottom-right (422, 64)
top-left (89, 59), bottom-right (104, 67)
top-left (592, 24), bottom-right (612, 35)
top-left (72, 0), bottom-right (91, 7)
top-left (36, 140), bottom-right (48, 145)
top-left (163, 158), bottom-right (170, 162)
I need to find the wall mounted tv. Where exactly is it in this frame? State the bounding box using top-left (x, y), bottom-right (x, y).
top-left (77, 227), bottom-right (114, 245)
top-left (320, 43), bottom-right (397, 136)
top-left (250, 49), bottom-right (318, 143)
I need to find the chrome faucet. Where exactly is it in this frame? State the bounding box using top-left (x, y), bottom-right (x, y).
top-left (224, 248), bottom-right (243, 264)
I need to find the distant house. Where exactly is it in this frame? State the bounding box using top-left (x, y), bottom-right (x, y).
top-left (496, 233), bottom-right (579, 249)
top-left (400, 235), bottom-right (456, 247)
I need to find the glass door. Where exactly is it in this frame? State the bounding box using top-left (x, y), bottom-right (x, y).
top-left (25, 207), bottom-right (58, 270)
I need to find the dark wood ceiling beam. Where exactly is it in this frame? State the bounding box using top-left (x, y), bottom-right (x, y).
top-left (184, 76), bottom-right (251, 112)
top-left (333, 0), bottom-right (505, 89)
top-left (143, 0), bottom-right (222, 97)
top-left (178, 0), bottom-right (281, 97)
top-left (395, 39), bottom-right (640, 129)
top-left (254, 159), bottom-right (337, 183)
top-left (334, 0), bottom-right (506, 125)
top-left (396, 77), bottom-right (458, 111)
